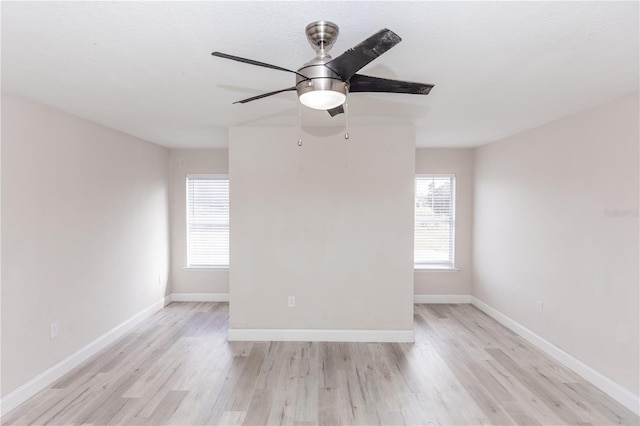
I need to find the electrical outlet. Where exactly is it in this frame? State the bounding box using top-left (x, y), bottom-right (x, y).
top-left (288, 296), bottom-right (296, 308)
top-left (536, 301), bottom-right (544, 315)
top-left (50, 322), bottom-right (59, 339)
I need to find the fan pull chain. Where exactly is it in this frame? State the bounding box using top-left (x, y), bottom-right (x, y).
top-left (298, 102), bottom-right (303, 147)
top-left (344, 85), bottom-right (350, 140)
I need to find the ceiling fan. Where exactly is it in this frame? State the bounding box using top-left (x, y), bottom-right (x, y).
top-left (212, 21), bottom-right (434, 117)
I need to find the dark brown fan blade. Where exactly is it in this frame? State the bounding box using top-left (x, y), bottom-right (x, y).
top-left (349, 74), bottom-right (434, 95)
top-left (327, 105), bottom-right (345, 117)
top-left (325, 29), bottom-right (402, 81)
top-left (232, 87), bottom-right (296, 104)
top-left (212, 52), bottom-right (308, 79)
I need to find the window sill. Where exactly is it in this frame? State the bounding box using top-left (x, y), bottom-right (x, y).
top-left (414, 266), bottom-right (460, 272)
top-left (182, 266), bottom-right (229, 271)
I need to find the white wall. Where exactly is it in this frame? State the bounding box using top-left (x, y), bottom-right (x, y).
top-left (169, 148), bottom-right (229, 294)
top-left (473, 93), bottom-right (639, 395)
top-left (1, 94), bottom-right (170, 397)
top-left (169, 147), bottom-right (474, 298)
top-left (228, 127), bottom-right (415, 335)
top-left (415, 148), bottom-right (474, 296)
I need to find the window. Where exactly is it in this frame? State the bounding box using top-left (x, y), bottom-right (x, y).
top-left (414, 175), bottom-right (455, 268)
top-left (186, 175), bottom-right (229, 267)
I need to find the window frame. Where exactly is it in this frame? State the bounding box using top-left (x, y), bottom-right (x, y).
top-left (185, 173), bottom-right (229, 269)
top-left (414, 174), bottom-right (457, 270)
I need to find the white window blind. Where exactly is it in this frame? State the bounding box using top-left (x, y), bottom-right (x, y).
top-left (414, 175), bottom-right (455, 268)
top-left (186, 175), bottom-right (229, 267)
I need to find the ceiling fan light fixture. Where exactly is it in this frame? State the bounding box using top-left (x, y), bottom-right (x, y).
top-left (295, 52), bottom-right (347, 111)
top-left (299, 89), bottom-right (346, 110)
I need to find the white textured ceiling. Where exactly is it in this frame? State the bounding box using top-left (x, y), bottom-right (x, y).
top-left (2, 1), bottom-right (638, 148)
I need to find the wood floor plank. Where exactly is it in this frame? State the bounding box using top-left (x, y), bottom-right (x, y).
top-left (483, 357), bottom-right (568, 425)
top-left (144, 390), bottom-right (188, 425)
top-left (264, 343), bottom-right (302, 425)
top-left (164, 369), bottom-right (228, 426)
top-left (203, 353), bottom-right (250, 424)
top-left (317, 387), bottom-right (340, 426)
top-left (228, 342), bottom-right (268, 412)
top-left (216, 411), bottom-right (246, 426)
top-left (366, 343), bottom-right (426, 425)
top-left (486, 347), bottom-right (592, 424)
top-left (31, 374), bottom-right (107, 425)
top-left (563, 382), bottom-right (640, 425)
top-left (293, 342), bottom-right (319, 426)
top-left (398, 338), bottom-right (485, 424)
top-left (2, 302), bottom-right (638, 426)
top-left (241, 387), bottom-right (272, 425)
top-left (435, 339), bottom-right (517, 425)
top-left (253, 341), bottom-right (286, 391)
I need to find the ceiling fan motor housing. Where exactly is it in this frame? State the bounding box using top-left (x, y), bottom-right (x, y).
top-left (296, 56), bottom-right (347, 109)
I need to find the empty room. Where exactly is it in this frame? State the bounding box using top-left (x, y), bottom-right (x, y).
top-left (1, 1), bottom-right (638, 425)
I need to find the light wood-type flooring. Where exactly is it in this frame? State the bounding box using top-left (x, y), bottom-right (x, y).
top-left (2, 302), bottom-right (638, 425)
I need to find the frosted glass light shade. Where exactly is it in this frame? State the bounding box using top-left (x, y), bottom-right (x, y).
top-left (299, 90), bottom-right (346, 110)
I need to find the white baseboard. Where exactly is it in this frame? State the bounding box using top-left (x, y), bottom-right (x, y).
top-left (471, 296), bottom-right (640, 416)
top-left (414, 294), bottom-right (471, 304)
top-left (169, 292), bottom-right (229, 302)
top-left (227, 328), bottom-right (415, 343)
top-left (0, 297), bottom-right (165, 417)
